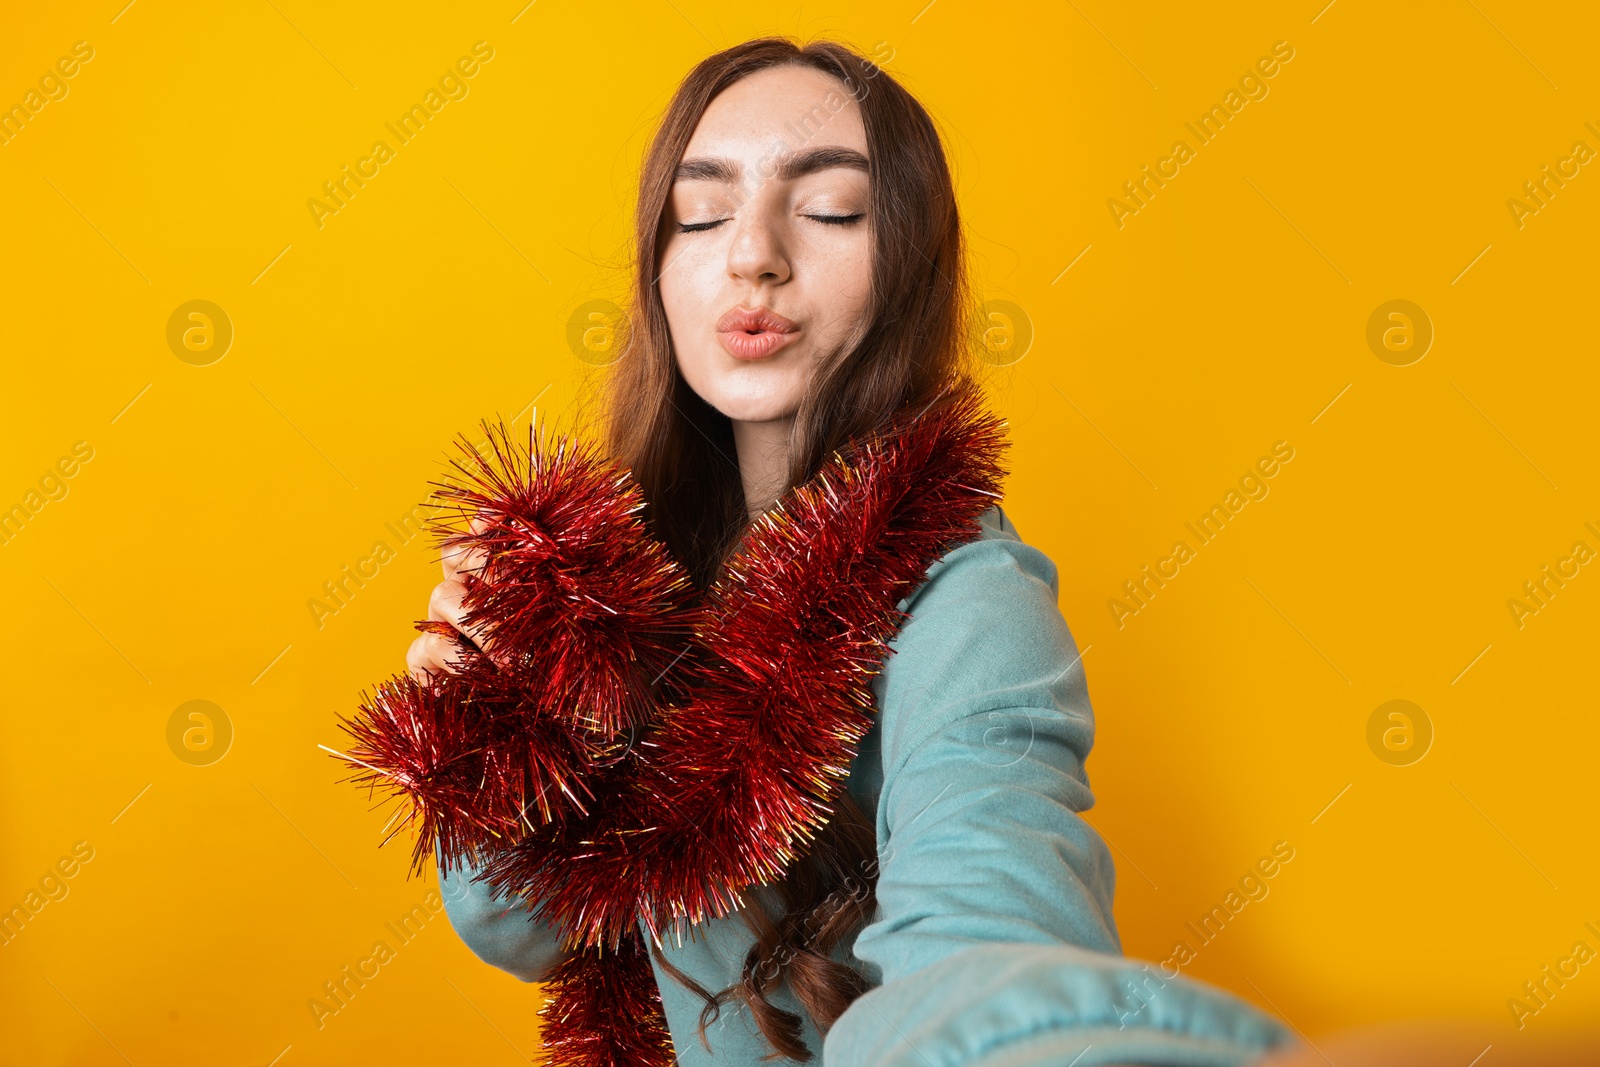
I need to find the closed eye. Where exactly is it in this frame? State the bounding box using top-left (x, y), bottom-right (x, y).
top-left (675, 212), bottom-right (865, 234)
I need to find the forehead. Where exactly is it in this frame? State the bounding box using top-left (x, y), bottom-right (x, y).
top-left (682, 64), bottom-right (867, 160)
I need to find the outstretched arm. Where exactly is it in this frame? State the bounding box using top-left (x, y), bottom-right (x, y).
top-left (825, 704), bottom-right (1293, 1066)
top-left (824, 509), bottom-right (1297, 1066)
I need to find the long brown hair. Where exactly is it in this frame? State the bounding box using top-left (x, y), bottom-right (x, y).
top-left (597, 36), bottom-right (978, 1061)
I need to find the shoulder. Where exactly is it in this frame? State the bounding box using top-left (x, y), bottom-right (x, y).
top-left (871, 504), bottom-right (1093, 775)
top-left (894, 502), bottom-right (1060, 613)
top-left (883, 503), bottom-right (1076, 699)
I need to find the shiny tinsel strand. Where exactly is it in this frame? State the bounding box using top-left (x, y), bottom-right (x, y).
top-left (426, 418), bottom-right (704, 738)
top-left (474, 389), bottom-right (1009, 948)
top-left (330, 387), bottom-right (1010, 1066)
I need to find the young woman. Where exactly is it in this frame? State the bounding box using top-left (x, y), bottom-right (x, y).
top-left (411, 37), bottom-right (1298, 1067)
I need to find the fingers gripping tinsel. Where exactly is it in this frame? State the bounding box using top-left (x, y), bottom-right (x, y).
top-left (331, 388), bottom-right (1010, 1067)
top-left (336, 420), bottom-right (703, 875)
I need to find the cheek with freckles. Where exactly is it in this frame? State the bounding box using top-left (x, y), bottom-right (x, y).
top-left (658, 248), bottom-right (723, 356)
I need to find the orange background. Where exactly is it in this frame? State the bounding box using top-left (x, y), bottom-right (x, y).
top-left (1, 1), bottom-right (1596, 1063)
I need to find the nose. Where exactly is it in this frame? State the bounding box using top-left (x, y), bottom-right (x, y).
top-left (725, 194), bottom-right (791, 287)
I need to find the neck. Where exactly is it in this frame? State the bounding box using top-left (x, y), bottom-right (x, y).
top-left (731, 415), bottom-right (796, 522)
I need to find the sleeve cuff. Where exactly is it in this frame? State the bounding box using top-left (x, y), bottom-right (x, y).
top-left (823, 942), bottom-right (1295, 1067)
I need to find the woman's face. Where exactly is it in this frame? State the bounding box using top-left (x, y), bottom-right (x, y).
top-left (658, 64), bottom-right (873, 425)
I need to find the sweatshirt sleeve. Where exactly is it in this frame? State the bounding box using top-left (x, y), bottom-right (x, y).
top-left (822, 507), bottom-right (1297, 1067)
top-left (435, 845), bottom-right (568, 983)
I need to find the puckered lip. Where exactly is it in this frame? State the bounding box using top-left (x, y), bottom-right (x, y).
top-left (716, 305), bottom-right (799, 334)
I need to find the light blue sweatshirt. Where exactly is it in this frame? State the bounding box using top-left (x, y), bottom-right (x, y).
top-left (436, 504), bottom-right (1298, 1065)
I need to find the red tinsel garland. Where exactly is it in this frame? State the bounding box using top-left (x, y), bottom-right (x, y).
top-left (333, 386), bottom-right (1009, 1066)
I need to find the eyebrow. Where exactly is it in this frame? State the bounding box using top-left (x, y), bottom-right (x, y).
top-left (673, 145), bottom-right (870, 184)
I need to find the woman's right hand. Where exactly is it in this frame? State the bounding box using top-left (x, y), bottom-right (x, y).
top-left (406, 518), bottom-right (500, 683)
top-left (419, 517), bottom-right (583, 982)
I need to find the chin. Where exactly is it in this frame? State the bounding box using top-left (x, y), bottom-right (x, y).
top-left (704, 391), bottom-right (802, 423)
top-left (681, 359), bottom-right (806, 424)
